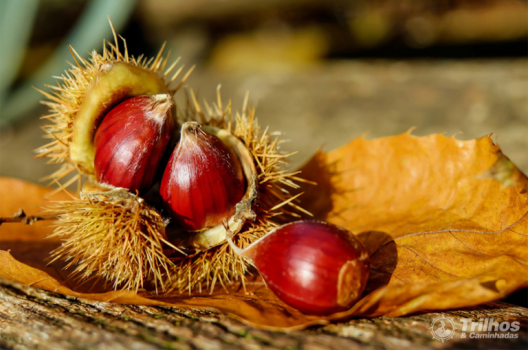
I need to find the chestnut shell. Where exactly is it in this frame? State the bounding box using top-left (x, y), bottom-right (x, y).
top-left (160, 122), bottom-right (246, 231)
top-left (94, 95), bottom-right (174, 194)
top-left (248, 221), bottom-right (370, 315)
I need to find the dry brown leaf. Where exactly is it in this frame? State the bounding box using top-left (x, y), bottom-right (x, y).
top-left (0, 177), bottom-right (73, 241)
top-left (0, 132), bottom-right (526, 330)
top-left (298, 132), bottom-right (528, 318)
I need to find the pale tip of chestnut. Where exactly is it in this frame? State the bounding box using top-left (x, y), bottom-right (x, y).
top-left (145, 94), bottom-right (173, 125)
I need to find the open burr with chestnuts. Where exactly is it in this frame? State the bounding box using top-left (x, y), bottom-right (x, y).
top-left (36, 27), bottom-right (371, 315)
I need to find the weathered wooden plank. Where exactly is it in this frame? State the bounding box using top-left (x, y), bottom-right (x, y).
top-left (0, 277), bottom-right (526, 350)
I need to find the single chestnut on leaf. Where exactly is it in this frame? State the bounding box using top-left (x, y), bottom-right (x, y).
top-left (94, 94), bottom-right (175, 194)
top-left (227, 220), bottom-right (370, 315)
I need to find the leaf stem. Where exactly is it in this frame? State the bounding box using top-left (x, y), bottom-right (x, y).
top-left (0, 209), bottom-right (57, 226)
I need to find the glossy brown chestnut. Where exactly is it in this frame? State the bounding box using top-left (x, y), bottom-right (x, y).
top-left (228, 220), bottom-right (370, 315)
top-left (160, 122), bottom-right (246, 231)
top-left (94, 94), bottom-right (174, 194)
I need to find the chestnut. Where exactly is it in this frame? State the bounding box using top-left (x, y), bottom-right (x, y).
top-left (227, 220), bottom-right (370, 315)
top-left (160, 122), bottom-right (246, 231)
top-left (94, 94), bottom-right (174, 194)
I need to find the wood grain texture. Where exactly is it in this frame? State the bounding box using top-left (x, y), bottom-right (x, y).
top-left (0, 277), bottom-right (526, 350)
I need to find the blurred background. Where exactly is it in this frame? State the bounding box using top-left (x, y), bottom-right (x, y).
top-left (0, 0), bottom-right (527, 304)
top-left (1, 0), bottom-right (527, 178)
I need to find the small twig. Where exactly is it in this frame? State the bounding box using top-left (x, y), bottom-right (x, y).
top-left (0, 209), bottom-right (57, 226)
